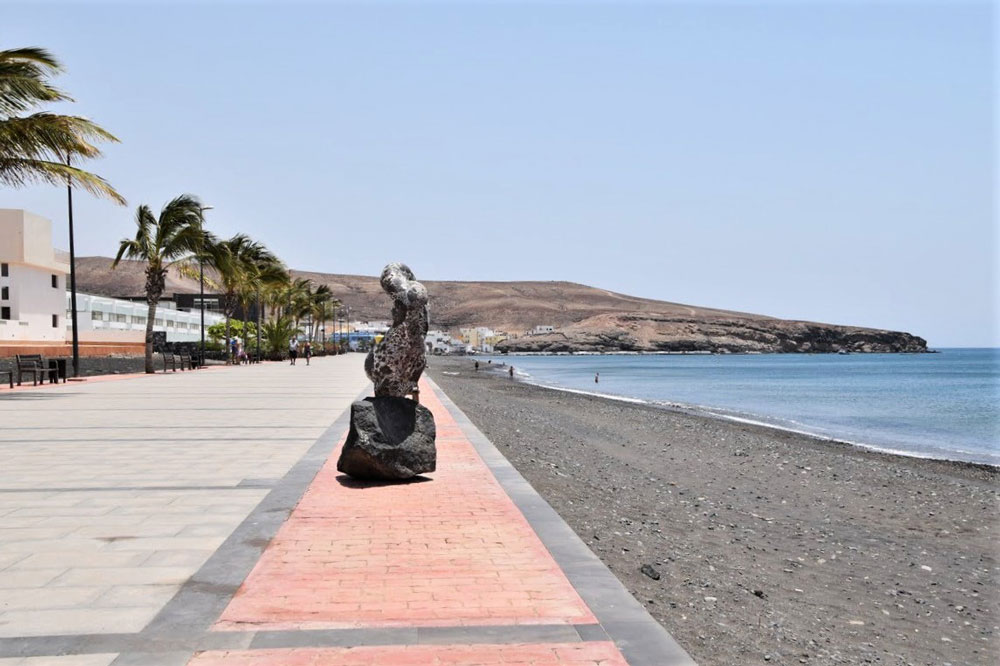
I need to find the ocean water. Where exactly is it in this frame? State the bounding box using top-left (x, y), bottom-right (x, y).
top-left (481, 349), bottom-right (1000, 466)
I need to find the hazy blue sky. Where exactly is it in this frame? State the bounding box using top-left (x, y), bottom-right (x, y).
top-left (2, 1), bottom-right (995, 347)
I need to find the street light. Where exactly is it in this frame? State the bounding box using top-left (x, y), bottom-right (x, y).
top-left (199, 206), bottom-right (213, 367)
top-left (65, 154), bottom-right (80, 379)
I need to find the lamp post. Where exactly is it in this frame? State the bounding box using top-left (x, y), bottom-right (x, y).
top-left (65, 154), bottom-right (80, 379)
top-left (198, 206), bottom-right (213, 367)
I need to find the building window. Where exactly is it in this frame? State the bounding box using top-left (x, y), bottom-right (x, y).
top-left (2, 306), bottom-right (10, 320)
top-left (0, 263), bottom-right (7, 277)
top-left (113, 313), bottom-right (127, 323)
top-left (91, 310), bottom-right (104, 321)
top-left (51, 275), bottom-right (58, 288)
top-left (1, 286), bottom-right (7, 300)
top-left (52, 314), bottom-right (58, 328)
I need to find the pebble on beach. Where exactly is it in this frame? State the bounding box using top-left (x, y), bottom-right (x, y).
top-left (429, 357), bottom-right (999, 666)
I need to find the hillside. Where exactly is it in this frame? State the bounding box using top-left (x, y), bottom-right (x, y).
top-left (74, 256), bottom-right (927, 353)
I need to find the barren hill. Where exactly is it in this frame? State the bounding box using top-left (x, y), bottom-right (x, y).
top-left (74, 256), bottom-right (926, 353)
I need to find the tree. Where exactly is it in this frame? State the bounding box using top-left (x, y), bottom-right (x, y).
top-left (113, 196), bottom-right (206, 373)
top-left (203, 234), bottom-right (280, 363)
top-left (0, 46), bottom-right (124, 203)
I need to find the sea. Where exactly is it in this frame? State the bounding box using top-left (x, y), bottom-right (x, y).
top-left (481, 348), bottom-right (1000, 466)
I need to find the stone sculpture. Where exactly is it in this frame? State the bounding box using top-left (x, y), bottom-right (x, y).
top-left (364, 263), bottom-right (429, 399)
top-left (337, 263), bottom-right (436, 480)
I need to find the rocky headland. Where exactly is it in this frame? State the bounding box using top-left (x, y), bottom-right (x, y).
top-left (497, 312), bottom-right (927, 354)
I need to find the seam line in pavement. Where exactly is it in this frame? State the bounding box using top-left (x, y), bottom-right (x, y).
top-left (424, 376), bottom-right (698, 666)
top-left (0, 483), bottom-right (279, 493)
top-left (0, 623), bottom-right (607, 658)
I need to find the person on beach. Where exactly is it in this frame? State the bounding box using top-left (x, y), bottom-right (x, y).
top-left (304, 341), bottom-right (312, 366)
top-left (289, 338), bottom-right (298, 365)
top-left (595, 372), bottom-right (599, 383)
top-left (475, 360), bottom-right (479, 371)
top-left (509, 366), bottom-right (514, 379)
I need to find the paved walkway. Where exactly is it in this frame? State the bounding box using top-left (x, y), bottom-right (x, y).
top-left (0, 357), bottom-right (693, 665)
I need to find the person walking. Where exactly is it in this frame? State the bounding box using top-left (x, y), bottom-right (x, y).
top-left (508, 366), bottom-right (514, 379)
top-left (304, 341), bottom-right (312, 366)
top-left (595, 372), bottom-right (599, 384)
top-left (474, 360), bottom-right (479, 371)
top-left (289, 337), bottom-right (298, 365)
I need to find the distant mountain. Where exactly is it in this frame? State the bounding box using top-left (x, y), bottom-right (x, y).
top-left (74, 256), bottom-right (926, 353)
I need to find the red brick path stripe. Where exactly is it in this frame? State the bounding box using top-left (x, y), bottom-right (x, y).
top-left (214, 378), bottom-right (597, 631)
top-left (189, 642), bottom-right (628, 665)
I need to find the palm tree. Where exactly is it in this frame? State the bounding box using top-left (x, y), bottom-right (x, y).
top-left (307, 284), bottom-right (333, 343)
top-left (112, 196), bottom-right (206, 373)
top-left (262, 316), bottom-right (301, 359)
top-left (239, 253), bottom-right (287, 359)
top-left (204, 234), bottom-right (279, 362)
top-left (0, 46), bottom-right (124, 203)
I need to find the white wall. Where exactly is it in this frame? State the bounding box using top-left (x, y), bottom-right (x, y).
top-left (0, 209), bottom-right (70, 342)
top-left (0, 262), bottom-right (68, 342)
top-left (72, 293), bottom-right (225, 343)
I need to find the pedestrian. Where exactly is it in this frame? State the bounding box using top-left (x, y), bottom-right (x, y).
top-left (474, 360), bottom-right (479, 371)
top-left (230, 338), bottom-right (238, 364)
top-left (304, 341), bottom-right (312, 366)
top-left (595, 372), bottom-right (599, 383)
top-left (289, 337), bottom-right (298, 365)
top-left (509, 366), bottom-right (514, 379)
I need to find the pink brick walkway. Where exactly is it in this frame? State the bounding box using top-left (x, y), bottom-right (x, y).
top-left (215, 378), bottom-right (597, 631)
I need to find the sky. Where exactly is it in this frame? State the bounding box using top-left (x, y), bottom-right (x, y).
top-left (1, 1), bottom-right (995, 347)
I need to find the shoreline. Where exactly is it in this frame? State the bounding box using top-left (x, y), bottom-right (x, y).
top-left (466, 355), bottom-right (998, 469)
top-left (428, 356), bottom-right (999, 666)
top-left (520, 379), bottom-right (1000, 471)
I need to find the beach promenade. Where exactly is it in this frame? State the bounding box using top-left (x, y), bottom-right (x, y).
top-left (0, 356), bottom-right (693, 665)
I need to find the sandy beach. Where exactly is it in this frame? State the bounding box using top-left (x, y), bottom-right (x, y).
top-left (427, 357), bottom-right (999, 666)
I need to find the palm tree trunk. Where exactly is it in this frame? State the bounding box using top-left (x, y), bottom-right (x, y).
top-left (144, 298), bottom-right (157, 374)
top-left (144, 267), bottom-right (164, 374)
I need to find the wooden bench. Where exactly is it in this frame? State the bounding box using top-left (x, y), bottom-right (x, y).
top-left (15, 354), bottom-right (57, 386)
top-left (0, 369), bottom-right (12, 389)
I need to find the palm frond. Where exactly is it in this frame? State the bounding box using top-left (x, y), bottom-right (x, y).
top-left (0, 47), bottom-right (68, 115)
top-left (0, 157), bottom-right (126, 204)
top-left (0, 45), bottom-right (122, 204)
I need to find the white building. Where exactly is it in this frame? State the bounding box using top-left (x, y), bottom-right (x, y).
top-left (529, 325), bottom-right (555, 335)
top-left (352, 320), bottom-right (390, 334)
top-left (73, 293), bottom-right (225, 344)
top-left (425, 329), bottom-right (466, 355)
top-left (0, 209), bottom-right (70, 342)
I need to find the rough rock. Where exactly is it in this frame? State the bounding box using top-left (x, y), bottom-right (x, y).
top-left (364, 263), bottom-right (429, 397)
top-left (337, 397), bottom-right (436, 480)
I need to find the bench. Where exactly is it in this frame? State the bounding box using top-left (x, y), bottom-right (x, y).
top-left (178, 352), bottom-right (193, 370)
top-left (0, 369), bottom-right (12, 389)
top-left (15, 354), bottom-right (58, 386)
top-left (162, 352), bottom-right (179, 373)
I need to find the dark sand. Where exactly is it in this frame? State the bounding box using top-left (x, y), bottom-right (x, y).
top-left (427, 357), bottom-right (999, 666)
